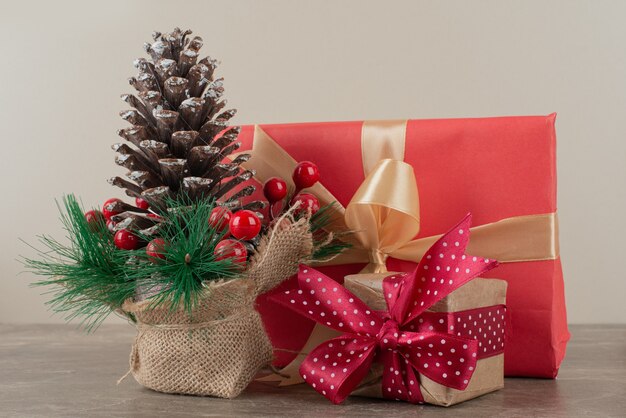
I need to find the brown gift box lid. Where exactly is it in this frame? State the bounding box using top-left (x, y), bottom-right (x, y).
top-left (344, 273), bottom-right (507, 406)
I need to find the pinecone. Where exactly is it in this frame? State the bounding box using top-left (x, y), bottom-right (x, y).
top-left (108, 28), bottom-right (264, 234)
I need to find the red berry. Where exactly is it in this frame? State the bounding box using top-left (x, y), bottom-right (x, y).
top-left (135, 197), bottom-right (150, 210)
top-left (146, 238), bottom-right (167, 259)
top-left (263, 177), bottom-right (288, 203)
top-left (208, 206), bottom-right (233, 235)
top-left (114, 229), bottom-right (140, 250)
top-left (147, 213), bottom-right (161, 220)
top-left (84, 210), bottom-right (105, 231)
top-left (229, 210), bottom-right (262, 240)
top-left (291, 193), bottom-right (320, 215)
top-left (293, 161), bottom-right (320, 190)
top-left (214, 239), bottom-right (247, 264)
top-left (102, 198), bottom-right (123, 220)
top-left (106, 219), bottom-right (117, 233)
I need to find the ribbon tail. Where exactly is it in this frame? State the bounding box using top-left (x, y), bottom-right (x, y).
top-left (390, 213), bottom-right (559, 264)
top-left (257, 323), bottom-right (340, 386)
top-left (379, 349), bottom-right (424, 404)
top-left (401, 332), bottom-right (479, 391)
top-left (300, 335), bottom-right (377, 404)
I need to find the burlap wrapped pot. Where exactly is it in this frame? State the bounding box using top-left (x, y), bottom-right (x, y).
top-left (121, 214), bottom-right (313, 398)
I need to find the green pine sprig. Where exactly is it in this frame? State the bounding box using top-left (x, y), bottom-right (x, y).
top-left (21, 194), bottom-right (244, 329)
top-left (22, 193), bottom-right (350, 330)
top-left (21, 195), bottom-right (136, 331)
top-left (123, 195), bottom-right (240, 314)
top-left (307, 202), bottom-right (352, 261)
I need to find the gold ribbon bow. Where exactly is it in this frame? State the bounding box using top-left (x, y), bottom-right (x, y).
top-left (243, 120), bottom-right (558, 385)
top-left (243, 122), bottom-right (558, 274)
top-left (345, 158), bottom-right (420, 273)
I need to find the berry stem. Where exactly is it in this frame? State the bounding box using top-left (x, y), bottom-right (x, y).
top-left (269, 202), bottom-right (275, 221)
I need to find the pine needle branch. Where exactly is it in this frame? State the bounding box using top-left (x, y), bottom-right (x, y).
top-left (21, 195), bottom-right (136, 332)
top-left (307, 202), bottom-right (352, 260)
top-left (122, 194), bottom-right (241, 314)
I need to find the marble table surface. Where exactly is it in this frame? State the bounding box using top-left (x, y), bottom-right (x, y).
top-left (0, 324), bottom-right (624, 417)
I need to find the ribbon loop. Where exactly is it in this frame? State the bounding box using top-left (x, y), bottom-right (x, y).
top-left (345, 159), bottom-right (421, 273)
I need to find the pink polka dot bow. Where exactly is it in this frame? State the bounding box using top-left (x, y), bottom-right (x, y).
top-left (273, 214), bottom-right (499, 404)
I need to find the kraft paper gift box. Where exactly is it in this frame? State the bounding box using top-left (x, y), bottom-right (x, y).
top-left (345, 273), bottom-right (507, 406)
top-left (268, 216), bottom-right (506, 407)
top-left (237, 115), bottom-right (569, 378)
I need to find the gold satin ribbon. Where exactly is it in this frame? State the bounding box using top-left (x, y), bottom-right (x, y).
top-left (321, 212), bottom-right (559, 268)
top-left (345, 158), bottom-right (420, 273)
top-left (361, 120), bottom-right (407, 175)
top-left (392, 212), bottom-right (559, 263)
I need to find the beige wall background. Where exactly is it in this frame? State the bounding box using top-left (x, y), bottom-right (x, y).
top-left (1, 0), bottom-right (624, 325)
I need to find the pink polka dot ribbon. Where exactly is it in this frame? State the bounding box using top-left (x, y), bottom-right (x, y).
top-left (272, 213), bottom-right (500, 404)
top-left (417, 306), bottom-right (507, 358)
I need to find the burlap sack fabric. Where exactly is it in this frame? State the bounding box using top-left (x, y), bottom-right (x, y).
top-left (121, 214), bottom-right (314, 398)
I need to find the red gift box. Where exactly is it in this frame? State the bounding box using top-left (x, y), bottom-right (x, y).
top-left (237, 115), bottom-right (569, 378)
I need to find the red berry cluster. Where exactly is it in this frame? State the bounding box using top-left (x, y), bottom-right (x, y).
top-left (263, 161), bottom-right (321, 220)
top-left (85, 195), bottom-right (264, 269)
top-left (84, 197), bottom-right (150, 251)
top-left (209, 207), bottom-right (262, 266)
